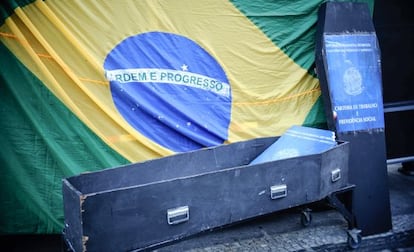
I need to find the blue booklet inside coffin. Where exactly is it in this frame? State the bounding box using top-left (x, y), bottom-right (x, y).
top-left (250, 126), bottom-right (337, 165)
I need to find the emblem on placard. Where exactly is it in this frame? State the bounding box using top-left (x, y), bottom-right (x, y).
top-left (343, 67), bottom-right (363, 96)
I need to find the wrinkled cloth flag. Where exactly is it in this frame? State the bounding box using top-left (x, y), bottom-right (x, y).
top-left (0, 0), bottom-right (372, 234)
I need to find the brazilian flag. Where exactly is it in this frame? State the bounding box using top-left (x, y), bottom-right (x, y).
top-left (0, 0), bottom-right (373, 234)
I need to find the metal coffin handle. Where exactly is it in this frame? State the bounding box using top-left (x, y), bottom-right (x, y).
top-left (331, 168), bottom-right (341, 182)
top-left (167, 206), bottom-right (189, 225)
top-left (270, 184), bottom-right (287, 200)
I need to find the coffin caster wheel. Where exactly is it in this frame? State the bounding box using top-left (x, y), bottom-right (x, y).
top-left (300, 209), bottom-right (312, 227)
top-left (347, 229), bottom-right (362, 249)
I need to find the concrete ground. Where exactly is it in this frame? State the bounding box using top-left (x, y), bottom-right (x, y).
top-left (1, 164), bottom-right (414, 251)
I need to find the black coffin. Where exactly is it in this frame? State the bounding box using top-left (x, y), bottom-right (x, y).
top-left (62, 136), bottom-right (350, 252)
